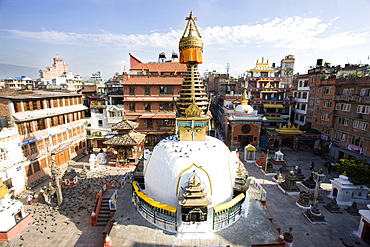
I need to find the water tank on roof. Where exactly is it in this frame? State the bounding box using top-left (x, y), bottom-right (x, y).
top-left (317, 59), bottom-right (323, 67)
top-left (0, 116), bottom-right (8, 128)
top-left (158, 52), bottom-right (166, 63)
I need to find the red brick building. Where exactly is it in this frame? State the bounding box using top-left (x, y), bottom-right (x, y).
top-left (123, 53), bottom-right (187, 146)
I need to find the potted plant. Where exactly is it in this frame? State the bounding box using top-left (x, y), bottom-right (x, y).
top-left (283, 227), bottom-right (294, 243)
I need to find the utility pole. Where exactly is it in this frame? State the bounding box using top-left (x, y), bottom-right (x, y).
top-left (225, 63), bottom-right (230, 76)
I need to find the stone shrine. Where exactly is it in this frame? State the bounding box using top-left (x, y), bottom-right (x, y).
top-left (329, 174), bottom-right (369, 206)
top-left (278, 170), bottom-right (300, 195)
top-left (294, 167), bottom-right (305, 181)
top-left (324, 198), bottom-right (342, 213)
top-left (345, 202), bottom-right (360, 216)
top-left (301, 172), bottom-right (316, 190)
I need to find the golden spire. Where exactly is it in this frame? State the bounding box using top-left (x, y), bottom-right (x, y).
top-left (176, 12), bottom-right (208, 116)
top-left (241, 83), bottom-right (249, 105)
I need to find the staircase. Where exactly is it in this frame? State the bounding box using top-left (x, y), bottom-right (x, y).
top-left (97, 198), bottom-right (111, 226)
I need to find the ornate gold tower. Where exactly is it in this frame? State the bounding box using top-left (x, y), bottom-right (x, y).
top-left (176, 12), bottom-right (209, 141)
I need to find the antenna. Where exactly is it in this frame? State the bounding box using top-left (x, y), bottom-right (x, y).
top-left (225, 63), bottom-right (230, 76)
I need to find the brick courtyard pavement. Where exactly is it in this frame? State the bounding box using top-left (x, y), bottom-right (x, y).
top-left (2, 148), bottom-right (370, 247)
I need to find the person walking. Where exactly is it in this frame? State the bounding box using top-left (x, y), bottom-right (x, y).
top-left (310, 161), bottom-right (315, 171)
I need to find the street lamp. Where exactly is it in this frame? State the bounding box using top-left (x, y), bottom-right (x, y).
top-left (303, 168), bottom-right (327, 224)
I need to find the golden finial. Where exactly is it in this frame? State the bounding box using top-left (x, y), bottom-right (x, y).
top-left (179, 11), bottom-right (203, 64)
top-left (342, 171), bottom-right (347, 176)
top-left (241, 83), bottom-right (249, 105)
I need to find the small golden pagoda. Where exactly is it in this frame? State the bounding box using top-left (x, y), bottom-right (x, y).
top-left (176, 12), bottom-right (209, 141)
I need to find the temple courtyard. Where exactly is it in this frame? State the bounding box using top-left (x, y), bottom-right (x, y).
top-left (2, 147), bottom-right (370, 247)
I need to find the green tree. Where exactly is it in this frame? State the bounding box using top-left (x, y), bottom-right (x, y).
top-left (334, 158), bottom-right (370, 185)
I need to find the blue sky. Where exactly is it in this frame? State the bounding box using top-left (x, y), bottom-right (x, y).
top-left (1, 0), bottom-right (370, 79)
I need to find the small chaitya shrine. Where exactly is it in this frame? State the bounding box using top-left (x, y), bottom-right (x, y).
top-left (179, 171), bottom-right (211, 222)
top-left (279, 170), bottom-right (300, 195)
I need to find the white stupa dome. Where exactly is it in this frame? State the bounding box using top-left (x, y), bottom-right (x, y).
top-left (235, 104), bottom-right (254, 114)
top-left (144, 135), bottom-right (240, 207)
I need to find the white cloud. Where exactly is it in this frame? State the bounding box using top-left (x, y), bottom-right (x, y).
top-left (2, 16), bottom-right (369, 53)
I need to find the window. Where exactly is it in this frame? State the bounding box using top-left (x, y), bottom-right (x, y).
top-left (30, 142), bottom-right (37, 154)
top-left (261, 72), bottom-right (268, 77)
top-left (335, 103), bottom-right (351, 112)
top-left (357, 105), bottom-right (369, 114)
top-left (337, 117), bottom-right (349, 126)
top-left (321, 113), bottom-right (329, 121)
top-left (145, 87), bottom-right (151, 96)
top-left (335, 132), bottom-right (346, 141)
top-left (159, 86), bottom-right (174, 95)
top-left (343, 88), bottom-right (354, 96)
top-left (44, 138), bottom-right (50, 149)
top-left (285, 63), bottom-right (291, 68)
top-left (36, 119), bottom-right (45, 130)
top-left (321, 126), bottom-right (329, 134)
top-left (22, 145), bottom-right (29, 157)
top-left (37, 140), bottom-right (44, 151)
top-left (323, 101), bottom-right (331, 108)
top-left (0, 148), bottom-right (8, 162)
top-left (360, 88), bottom-right (370, 96)
top-left (323, 87), bottom-right (332, 94)
top-left (147, 119), bottom-right (153, 128)
top-left (129, 87), bottom-right (135, 95)
top-left (350, 136), bottom-right (363, 147)
top-left (98, 120), bottom-right (103, 127)
top-left (353, 120), bottom-right (369, 131)
top-left (129, 103), bottom-right (135, 112)
top-left (144, 103), bottom-right (151, 112)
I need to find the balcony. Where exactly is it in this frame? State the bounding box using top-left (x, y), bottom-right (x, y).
top-left (334, 95), bottom-right (370, 103)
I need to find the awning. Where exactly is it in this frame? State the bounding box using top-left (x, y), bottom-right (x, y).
top-left (264, 104), bottom-right (284, 108)
top-left (275, 129), bottom-right (304, 135)
top-left (152, 113), bottom-right (176, 119)
top-left (263, 117), bottom-right (287, 123)
top-left (261, 90), bottom-right (278, 93)
top-left (336, 148), bottom-right (370, 163)
top-left (132, 181), bottom-right (177, 213)
top-left (265, 117), bottom-right (284, 120)
top-left (213, 193), bottom-right (245, 213)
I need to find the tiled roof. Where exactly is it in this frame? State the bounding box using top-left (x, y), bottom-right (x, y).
top-left (123, 77), bottom-right (184, 85)
top-left (103, 132), bottom-right (145, 146)
top-left (111, 119), bottom-right (139, 130)
top-left (131, 62), bottom-right (187, 73)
